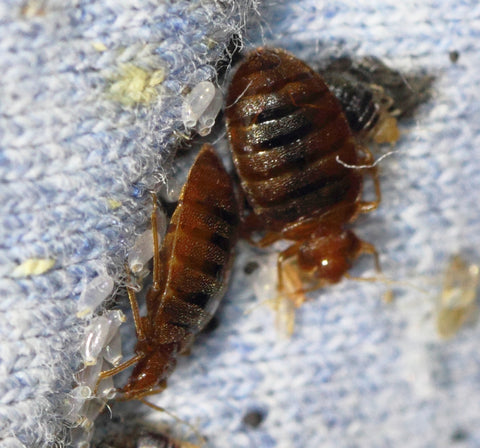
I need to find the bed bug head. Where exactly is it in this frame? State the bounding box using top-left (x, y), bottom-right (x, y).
top-left (119, 344), bottom-right (177, 400)
top-left (297, 227), bottom-right (362, 285)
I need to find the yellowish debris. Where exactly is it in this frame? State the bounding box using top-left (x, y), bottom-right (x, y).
top-left (20, 0), bottom-right (45, 17)
top-left (12, 258), bottom-right (55, 277)
top-left (373, 116), bottom-right (400, 145)
top-left (382, 289), bottom-right (395, 304)
top-left (108, 63), bottom-right (166, 107)
top-left (107, 198), bottom-right (122, 210)
top-left (92, 42), bottom-right (107, 52)
top-left (437, 255), bottom-right (479, 339)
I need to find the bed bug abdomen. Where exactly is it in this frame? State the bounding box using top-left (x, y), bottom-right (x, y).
top-left (153, 143), bottom-right (239, 336)
top-left (323, 71), bottom-right (381, 134)
top-left (99, 144), bottom-right (239, 401)
top-left (225, 47), bottom-right (362, 228)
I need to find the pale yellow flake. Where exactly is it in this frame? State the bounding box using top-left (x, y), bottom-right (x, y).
top-left (108, 63), bottom-right (166, 107)
top-left (107, 198), bottom-right (122, 210)
top-left (92, 42), bottom-right (107, 52)
top-left (12, 258), bottom-right (55, 277)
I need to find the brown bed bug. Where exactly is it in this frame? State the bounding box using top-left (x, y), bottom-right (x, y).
top-left (97, 143), bottom-right (239, 401)
top-left (225, 47), bottom-right (380, 306)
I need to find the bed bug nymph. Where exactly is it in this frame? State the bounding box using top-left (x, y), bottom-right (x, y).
top-left (96, 144), bottom-right (239, 402)
top-left (225, 47), bottom-right (381, 307)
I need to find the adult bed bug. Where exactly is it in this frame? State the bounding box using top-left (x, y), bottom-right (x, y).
top-left (320, 55), bottom-right (434, 142)
top-left (97, 143), bottom-right (239, 401)
top-left (321, 68), bottom-right (400, 145)
top-left (225, 47), bottom-right (380, 307)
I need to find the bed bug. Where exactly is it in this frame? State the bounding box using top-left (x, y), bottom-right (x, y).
top-left (96, 143), bottom-right (239, 401)
top-left (322, 55), bottom-right (434, 120)
top-left (321, 68), bottom-right (400, 145)
top-left (225, 47), bottom-right (380, 306)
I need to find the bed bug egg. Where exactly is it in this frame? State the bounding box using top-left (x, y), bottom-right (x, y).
top-left (81, 316), bottom-right (112, 366)
top-left (101, 330), bottom-right (123, 366)
top-left (95, 370), bottom-right (116, 400)
top-left (181, 81), bottom-right (216, 128)
top-left (251, 253), bottom-right (305, 336)
top-left (76, 361), bottom-right (104, 395)
top-left (77, 272), bottom-right (114, 318)
top-left (70, 426), bottom-right (94, 448)
top-left (195, 85), bottom-right (223, 136)
top-left (79, 398), bottom-right (106, 431)
top-left (80, 310), bottom-right (125, 366)
top-left (128, 209), bottom-right (167, 274)
top-left (104, 309), bottom-right (125, 337)
top-left (64, 386), bottom-right (93, 425)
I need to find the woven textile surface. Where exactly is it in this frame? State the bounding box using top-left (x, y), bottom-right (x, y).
top-left (1, 0), bottom-right (480, 447)
top-left (0, 1), bottom-right (255, 446)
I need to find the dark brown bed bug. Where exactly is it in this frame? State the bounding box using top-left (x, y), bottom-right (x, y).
top-left (321, 55), bottom-right (434, 125)
top-left (97, 143), bottom-right (239, 400)
top-left (321, 68), bottom-right (400, 144)
top-left (225, 47), bottom-right (380, 305)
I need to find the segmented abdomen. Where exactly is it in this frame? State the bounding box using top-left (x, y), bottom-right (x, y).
top-left (153, 144), bottom-right (239, 336)
top-left (226, 48), bottom-right (362, 226)
top-left (323, 72), bottom-right (379, 134)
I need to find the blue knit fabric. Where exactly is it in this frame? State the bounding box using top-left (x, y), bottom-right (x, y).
top-left (0, 1), bottom-right (254, 446)
top-left (2, 1), bottom-right (480, 447)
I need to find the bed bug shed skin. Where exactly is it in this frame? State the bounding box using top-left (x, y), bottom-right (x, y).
top-left (97, 144), bottom-right (239, 401)
top-left (225, 47), bottom-right (381, 303)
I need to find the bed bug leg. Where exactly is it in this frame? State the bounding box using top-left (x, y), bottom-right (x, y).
top-left (277, 242), bottom-right (303, 294)
top-left (125, 275), bottom-right (147, 341)
top-left (240, 211), bottom-right (285, 247)
top-left (93, 278), bottom-right (147, 396)
top-left (94, 352), bottom-right (146, 394)
top-left (93, 195), bottom-right (162, 393)
top-left (139, 399), bottom-right (207, 447)
top-left (256, 230), bottom-right (285, 248)
top-left (356, 145), bottom-right (382, 213)
top-left (346, 238), bottom-right (381, 274)
top-left (95, 193), bottom-right (166, 393)
top-left (150, 192), bottom-right (162, 290)
top-left (116, 381), bottom-right (167, 401)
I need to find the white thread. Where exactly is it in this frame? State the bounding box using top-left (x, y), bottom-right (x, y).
top-left (335, 150), bottom-right (397, 169)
